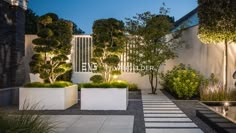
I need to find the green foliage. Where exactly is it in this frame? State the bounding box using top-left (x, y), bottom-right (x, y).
top-left (198, 0), bottom-right (236, 90)
top-left (200, 73), bottom-right (236, 101)
top-left (128, 83), bottom-right (139, 91)
top-left (25, 9), bottom-right (39, 34)
top-left (90, 75), bottom-right (104, 83)
top-left (126, 5), bottom-right (182, 94)
top-left (198, 0), bottom-right (236, 43)
top-left (30, 13), bottom-right (73, 83)
top-left (160, 64), bottom-right (202, 99)
top-left (0, 104), bottom-right (56, 133)
top-left (24, 81), bottom-right (73, 88)
top-left (92, 18), bottom-right (126, 82)
top-left (81, 81), bottom-right (128, 88)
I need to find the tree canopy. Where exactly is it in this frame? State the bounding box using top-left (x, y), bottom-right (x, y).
top-left (198, 0), bottom-right (236, 43)
top-left (91, 18), bottom-right (126, 82)
top-left (198, 0), bottom-right (236, 89)
top-left (126, 7), bottom-right (181, 94)
top-left (25, 9), bottom-right (85, 35)
top-left (30, 13), bottom-right (73, 83)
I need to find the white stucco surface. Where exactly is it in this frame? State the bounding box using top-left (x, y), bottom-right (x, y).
top-left (25, 26), bottom-right (236, 90)
top-left (81, 88), bottom-right (128, 110)
top-left (19, 85), bottom-right (78, 110)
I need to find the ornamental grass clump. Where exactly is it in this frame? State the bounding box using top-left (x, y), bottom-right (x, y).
top-left (200, 73), bottom-right (236, 101)
top-left (160, 64), bottom-right (202, 99)
top-left (0, 103), bottom-right (56, 133)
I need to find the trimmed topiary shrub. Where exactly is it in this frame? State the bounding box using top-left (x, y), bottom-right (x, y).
top-left (90, 75), bottom-right (104, 83)
top-left (81, 82), bottom-right (128, 88)
top-left (160, 64), bottom-right (202, 99)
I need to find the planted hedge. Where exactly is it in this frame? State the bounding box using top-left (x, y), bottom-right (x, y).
top-left (24, 81), bottom-right (73, 88)
top-left (81, 82), bottom-right (128, 88)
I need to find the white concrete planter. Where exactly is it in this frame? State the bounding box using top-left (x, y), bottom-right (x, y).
top-left (81, 88), bottom-right (128, 110)
top-left (19, 85), bottom-right (78, 110)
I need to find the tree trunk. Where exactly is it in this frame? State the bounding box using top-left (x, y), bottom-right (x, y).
top-left (224, 40), bottom-right (228, 91)
top-left (149, 73), bottom-right (156, 94)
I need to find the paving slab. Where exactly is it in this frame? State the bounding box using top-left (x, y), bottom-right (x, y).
top-left (42, 115), bottom-right (134, 133)
top-left (143, 103), bottom-right (175, 105)
top-left (146, 128), bottom-right (204, 133)
top-left (143, 107), bottom-right (180, 110)
top-left (144, 110), bottom-right (183, 113)
top-left (145, 117), bottom-right (192, 122)
top-left (144, 113), bottom-right (187, 117)
top-left (145, 122), bottom-right (198, 127)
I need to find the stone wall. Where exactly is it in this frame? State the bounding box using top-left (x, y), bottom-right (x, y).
top-left (0, 0), bottom-right (26, 88)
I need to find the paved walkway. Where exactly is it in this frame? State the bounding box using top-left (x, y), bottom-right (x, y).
top-left (142, 90), bottom-right (203, 133)
top-left (43, 115), bottom-right (134, 133)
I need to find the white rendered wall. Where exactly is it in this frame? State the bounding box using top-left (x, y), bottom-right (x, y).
top-left (25, 26), bottom-right (236, 90)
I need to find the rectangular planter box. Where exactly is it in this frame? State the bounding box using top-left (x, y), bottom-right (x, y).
top-left (81, 88), bottom-right (128, 110)
top-left (19, 85), bottom-right (78, 110)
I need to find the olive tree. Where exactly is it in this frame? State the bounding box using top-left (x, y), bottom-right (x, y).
top-left (198, 0), bottom-right (236, 89)
top-left (91, 18), bottom-right (126, 82)
top-left (30, 13), bottom-right (73, 83)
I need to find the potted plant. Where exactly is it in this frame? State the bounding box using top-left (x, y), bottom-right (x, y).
top-left (19, 13), bottom-right (77, 110)
top-left (80, 81), bottom-right (128, 110)
top-left (80, 18), bottom-right (128, 110)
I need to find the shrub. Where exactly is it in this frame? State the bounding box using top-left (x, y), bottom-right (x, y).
top-left (81, 81), bottom-right (128, 88)
top-left (160, 64), bottom-right (202, 99)
top-left (24, 81), bottom-right (73, 88)
top-left (128, 83), bottom-right (139, 91)
top-left (90, 75), bottom-right (104, 83)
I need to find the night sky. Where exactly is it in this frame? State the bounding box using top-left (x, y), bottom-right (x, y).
top-left (28, 0), bottom-right (197, 34)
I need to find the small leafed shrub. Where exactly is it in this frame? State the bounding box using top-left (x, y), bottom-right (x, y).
top-left (160, 64), bottom-right (202, 99)
top-left (81, 81), bottom-right (128, 88)
top-left (90, 75), bottom-right (104, 83)
top-left (128, 83), bottom-right (139, 91)
top-left (24, 81), bottom-right (73, 88)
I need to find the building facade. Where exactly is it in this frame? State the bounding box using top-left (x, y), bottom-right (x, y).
top-left (0, 0), bottom-right (27, 88)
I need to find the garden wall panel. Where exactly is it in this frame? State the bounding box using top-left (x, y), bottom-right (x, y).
top-left (163, 25), bottom-right (236, 90)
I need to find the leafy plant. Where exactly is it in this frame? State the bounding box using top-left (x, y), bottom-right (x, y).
top-left (92, 18), bottom-right (126, 82)
top-left (200, 73), bottom-right (236, 101)
top-left (160, 64), bottom-right (202, 99)
top-left (24, 81), bottom-right (73, 88)
top-left (0, 103), bottom-right (56, 133)
top-left (198, 0), bottom-right (236, 89)
top-left (30, 13), bottom-right (73, 83)
top-left (90, 75), bottom-right (104, 83)
top-left (128, 83), bottom-right (139, 91)
top-left (81, 82), bottom-right (128, 88)
top-left (126, 4), bottom-right (182, 94)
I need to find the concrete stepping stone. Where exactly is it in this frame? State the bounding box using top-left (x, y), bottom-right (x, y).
top-left (144, 110), bottom-right (183, 113)
top-left (144, 114), bottom-right (187, 117)
top-left (145, 122), bottom-right (198, 128)
top-left (143, 105), bottom-right (178, 108)
top-left (143, 108), bottom-right (180, 110)
top-left (145, 117), bottom-right (192, 122)
top-left (143, 103), bottom-right (175, 105)
top-left (146, 128), bottom-right (204, 133)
